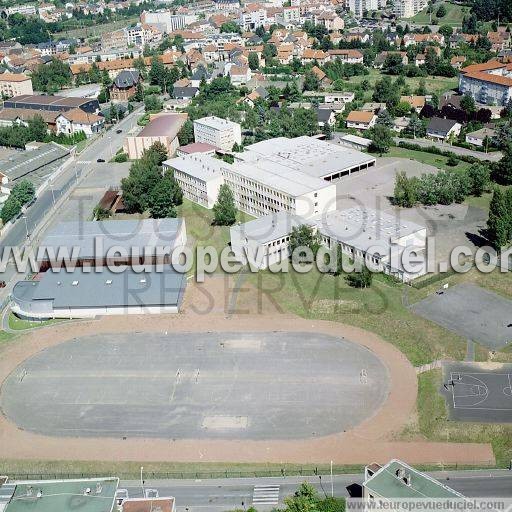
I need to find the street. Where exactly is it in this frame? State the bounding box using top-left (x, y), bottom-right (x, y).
top-left (0, 106), bottom-right (142, 297)
top-left (118, 469), bottom-right (512, 511)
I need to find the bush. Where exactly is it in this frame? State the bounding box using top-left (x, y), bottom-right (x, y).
top-left (113, 152), bottom-right (128, 163)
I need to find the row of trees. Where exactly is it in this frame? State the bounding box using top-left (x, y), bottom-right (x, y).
top-left (393, 164), bottom-right (491, 208)
top-left (120, 142), bottom-right (182, 219)
top-left (0, 180), bottom-right (35, 225)
top-left (31, 59), bottom-right (72, 94)
top-left (0, 115), bottom-right (47, 149)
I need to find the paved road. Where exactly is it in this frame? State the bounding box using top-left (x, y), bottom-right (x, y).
top-left (118, 470), bottom-right (512, 511)
top-left (0, 107), bottom-right (142, 296)
top-left (394, 137), bottom-right (502, 162)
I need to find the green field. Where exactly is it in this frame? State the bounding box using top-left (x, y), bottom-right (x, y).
top-left (388, 146), bottom-right (472, 172)
top-left (8, 313), bottom-right (63, 331)
top-left (405, 1), bottom-right (470, 26)
top-left (344, 69), bottom-right (458, 97)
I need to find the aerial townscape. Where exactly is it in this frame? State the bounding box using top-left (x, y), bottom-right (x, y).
top-left (0, 0), bottom-right (512, 510)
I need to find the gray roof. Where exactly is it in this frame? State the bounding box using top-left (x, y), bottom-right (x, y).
top-left (0, 142), bottom-right (70, 184)
top-left (114, 69), bottom-right (139, 89)
top-left (241, 136), bottom-right (375, 180)
top-left (427, 116), bottom-right (459, 135)
top-left (165, 154), bottom-right (225, 182)
top-left (14, 266), bottom-right (186, 309)
top-left (173, 86), bottom-right (199, 98)
top-left (230, 212), bottom-right (315, 245)
top-left (38, 218), bottom-right (184, 260)
top-left (316, 107), bottom-right (334, 123)
top-left (313, 207), bottom-right (425, 255)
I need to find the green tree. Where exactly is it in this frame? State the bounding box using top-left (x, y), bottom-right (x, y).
top-left (289, 224), bottom-right (321, 262)
top-left (248, 52), bottom-right (259, 71)
top-left (460, 94), bottom-right (476, 113)
top-left (487, 188), bottom-right (510, 249)
top-left (144, 94), bottom-right (163, 112)
top-left (0, 195), bottom-right (21, 224)
top-left (393, 171), bottom-right (417, 208)
top-left (369, 124), bottom-right (393, 155)
top-left (436, 4), bottom-right (447, 17)
top-left (467, 163), bottom-right (490, 196)
top-left (11, 179), bottom-right (35, 205)
top-left (220, 20), bottom-right (241, 34)
top-left (303, 70), bottom-right (320, 92)
top-left (178, 119), bottom-right (194, 145)
top-left (212, 184), bottom-right (237, 226)
top-left (149, 171), bottom-right (179, 219)
top-left (27, 115), bottom-right (47, 141)
top-left (121, 159), bottom-right (161, 213)
top-left (495, 145), bottom-right (512, 184)
top-left (346, 263), bottom-right (373, 288)
top-left (31, 58), bottom-right (72, 93)
top-left (376, 109), bottom-right (394, 128)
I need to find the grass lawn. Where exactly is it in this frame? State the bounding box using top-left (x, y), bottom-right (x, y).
top-left (54, 16), bottom-right (139, 40)
top-left (388, 146), bottom-right (472, 172)
top-left (344, 69), bottom-right (458, 97)
top-left (0, 459), bottom-right (364, 480)
top-left (176, 198), bottom-right (254, 258)
top-left (405, 1), bottom-right (469, 26)
top-left (8, 313), bottom-right (63, 331)
top-left (401, 369), bottom-right (512, 467)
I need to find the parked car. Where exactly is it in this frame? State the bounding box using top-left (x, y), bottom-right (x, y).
top-left (116, 129), bottom-right (122, 134)
top-left (97, 158), bottom-right (105, 162)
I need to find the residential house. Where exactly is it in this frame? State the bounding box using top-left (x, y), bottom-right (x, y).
top-left (465, 127), bottom-right (495, 147)
top-left (328, 49), bottom-right (363, 64)
top-left (55, 108), bottom-right (105, 137)
top-left (0, 73), bottom-right (33, 98)
top-left (426, 117), bottom-right (461, 141)
top-left (316, 107), bottom-right (336, 128)
top-left (400, 95), bottom-right (425, 113)
top-left (346, 110), bottom-right (377, 130)
top-left (110, 70), bottom-right (139, 102)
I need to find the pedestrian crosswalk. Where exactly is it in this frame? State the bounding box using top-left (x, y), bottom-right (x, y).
top-left (252, 485), bottom-right (280, 506)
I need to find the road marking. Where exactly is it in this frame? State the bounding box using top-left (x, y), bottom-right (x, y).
top-left (77, 161), bottom-right (92, 164)
top-left (252, 485), bottom-right (280, 506)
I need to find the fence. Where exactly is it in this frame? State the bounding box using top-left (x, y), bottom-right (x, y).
top-left (3, 461), bottom-right (503, 482)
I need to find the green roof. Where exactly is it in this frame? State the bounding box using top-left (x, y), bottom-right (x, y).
top-left (5, 478), bottom-right (118, 512)
top-left (364, 460), bottom-right (462, 499)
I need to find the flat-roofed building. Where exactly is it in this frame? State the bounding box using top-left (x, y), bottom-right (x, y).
top-left (37, 218), bottom-right (187, 271)
top-left (0, 73), bottom-right (33, 98)
top-left (124, 113), bottom-right (188, 159)
top-left (240, 135), bottom-right (376, 181)
top-left (230, 212), bottom-right (316, 269)
top-left (3, 477), bottom-right (119, 512)
top-left (313, 207), bottom-right (427, 282)
top-left (165, 154), bottom-right (224, 208)
top-left (12, 265), bottom-right (187, 319)
top-left (166, 136), bottom-right (376, 218)
top-left (230, 207), bottom-right (427, 280)
top-left (193, 116), bottom-right (242, 152)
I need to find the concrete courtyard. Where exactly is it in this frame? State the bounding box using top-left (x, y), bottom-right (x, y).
top-left (334, 157), bottom-right (488, 266)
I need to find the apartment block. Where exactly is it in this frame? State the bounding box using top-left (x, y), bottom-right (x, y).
top-left (0, 73), bottom-right (33, 98)
top-left (193, 116), bottom-right (242, 151)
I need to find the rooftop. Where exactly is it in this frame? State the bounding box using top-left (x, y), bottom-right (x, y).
top-left (14, 265), bottom-right (186, 309)
top-left (0, 142), bottom-right (70, 184)
top-left (194, 115), bottom-right (240, 130)
top-left (122, 497), bottom-right (175, 512)
top-left (240, 136), bottom-right (375, 180)
top-left (176, 142), bottom-right (219, 154)
top-left (137, 113), bottom-right (188, 138)
top-left (39, 218), bottom-right (184, 260)
top-left (230, 211), bottom-right (315, 244)
top-left (312, 207), bottom-right (425, 255)
top-left (165, 154), bottom-right (225, 182)
top-left (4, 478), bottom-right (118, 512)
top-left (4, 94), bottom-right (93, 108)
top-left (364, 460), bottom-right (463, 499)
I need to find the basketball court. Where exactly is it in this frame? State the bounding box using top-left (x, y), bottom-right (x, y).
top-left (441, 362), bottom-right (512, 423)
